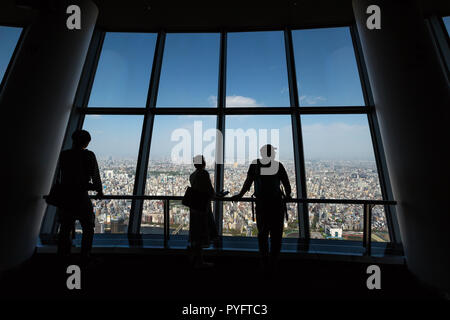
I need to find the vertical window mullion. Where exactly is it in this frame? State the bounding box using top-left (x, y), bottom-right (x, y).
top-left (284, 28), bottom-right (309, 240)
top-left (214, 31), bottom-right (227, 241)
top-left (128, 31), bottom-right (166, 235)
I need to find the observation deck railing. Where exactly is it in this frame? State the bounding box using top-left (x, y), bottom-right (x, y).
top-left (45, 194), bottom-right (396, 256)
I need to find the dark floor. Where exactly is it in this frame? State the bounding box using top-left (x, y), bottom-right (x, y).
top-left (0, 248), bottom-right (444, 311)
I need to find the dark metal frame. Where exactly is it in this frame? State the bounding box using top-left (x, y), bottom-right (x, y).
top-left (426, 16), bottom-right (450, 85)
top-left (40, 25), bottom-right (400, 249)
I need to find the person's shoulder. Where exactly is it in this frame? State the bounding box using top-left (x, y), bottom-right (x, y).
top-left (83, 149), bottom-right (97, 158)
top-left (247, 160), bottom-right (259, 174)
top-left (198, 168), bottom-right (210, 176)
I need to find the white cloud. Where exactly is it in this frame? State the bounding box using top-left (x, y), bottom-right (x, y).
top-left (208, 95), bottom-right (264, 107)
top-left (299, 95), bottom-right (327, 105)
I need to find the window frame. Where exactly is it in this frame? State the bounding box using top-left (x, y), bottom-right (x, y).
top-left (40, 26), bottom-right (399, 247)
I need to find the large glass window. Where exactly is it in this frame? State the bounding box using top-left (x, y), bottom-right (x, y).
top-left (88, 33), bottom-right (157, 108)
top-left (157, 33), bottom-right (220, 108)
top-left (301, 114), bottom-right (389, 241)
top-left (0, 26), bottom-right (22, 84)
top-left (81, 115), bottom-right (143, 233)
top-left (53, 27), bottom-right (393, 246)
top-left (292, 27), bottom-right (365, 106)
top-left (226, 31), bottom-right (290, 107)
top-left (223, 115), bottom-right (297, 237)
top-left (146, 115), bottom-right (217, 196)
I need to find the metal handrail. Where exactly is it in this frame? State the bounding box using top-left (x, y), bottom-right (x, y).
top-left (44, 194), bottom-right (396, 256)
top-left (68, 194), bottom-right (396, 206)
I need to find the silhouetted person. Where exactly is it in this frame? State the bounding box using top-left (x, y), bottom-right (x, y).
top-left (231, 144), bottom-right (291, 271)
top-left (57, 129), bottom-right (103, 261)
top-left (189, 155), bottom-right (219, 268)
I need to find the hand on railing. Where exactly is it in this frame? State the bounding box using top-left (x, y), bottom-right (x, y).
top-left (230, 193), bottom-right (243, 202)
top-left (214, 190), bottom-right (229, 200)
top-left (93, 191), bottom-right (104, 200)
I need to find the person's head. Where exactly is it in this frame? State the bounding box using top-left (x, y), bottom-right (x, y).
top-left (260, 144), bottom-right (276, 161)
top-left (72, 129), bottom-right (91, 149)
top-left (193, 155), bottom-right (206, 170)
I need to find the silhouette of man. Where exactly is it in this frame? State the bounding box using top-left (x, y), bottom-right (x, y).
top-left (231, 144), bottom-right (291, 270)
top-left (57, 129), bottom-right (103, 261)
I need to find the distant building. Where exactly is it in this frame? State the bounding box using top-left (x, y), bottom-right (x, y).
top-left (325, 224), bottom-right (342, 239)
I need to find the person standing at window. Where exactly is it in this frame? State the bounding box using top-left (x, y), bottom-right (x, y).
top-left (189, 155), bottom-right (219, 268)
top-left (231, 144), bottom-right (292, 271)
top-left (57, 130), bottom-right (103, 262)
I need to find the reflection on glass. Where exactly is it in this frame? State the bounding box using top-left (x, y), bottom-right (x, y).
top-left (157, 33), bottom-right (220, 108)
top-left (292, 27), bottom-right (364, 106)
top-left (88, 33), bottom-right (157, 107)
top-left (0, 26), bottom-right (21, 83)
top-left (82, 115), bottom-right (143, 195)
top-left (146, 115), bottom-right (216, 196)
top-left (226, 31), bottom-right (290, 107)
top-left (223, 115), bottom-right (297, 237)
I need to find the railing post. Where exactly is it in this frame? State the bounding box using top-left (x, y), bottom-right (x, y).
top-left (363, 203), bottom-right (373, 256)
top-left (164, 199), bottom-right (170, 248)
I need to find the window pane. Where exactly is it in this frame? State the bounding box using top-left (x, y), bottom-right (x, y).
top-left (146, 115), bottom-right (217, 196)
top-left (310, 204), bottom-right (362, 240)
top-left (82, 115), bottom-right (143, 195)
top-left (157, 33), bottom-right (220, 108)
top-left (301, 114), bottom-right (388, 241)
top-left (141, 200), bottom-right (164, 235)
top-left (170, 200), bottom-right (190, 236)
top-left (223, 115), bottom-right (297, 237)
top-left (292, 27), bottom-right (365, 106)
top-left (226, 31), bottom-right (290, 107)
top-left (371, 205), bottom-right (390, 242)
top-left (0, 26), bottom-right (21, 84)
top-left (88, 33), bottom-right (157, 107)
top-left (444, 16), bottom-right (450, 35)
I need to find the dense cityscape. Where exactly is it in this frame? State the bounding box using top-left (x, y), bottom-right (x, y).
top-left (79, 157), bottom-right (390, 242)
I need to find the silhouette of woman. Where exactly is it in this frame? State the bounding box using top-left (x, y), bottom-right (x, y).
top-left (189, 155), bottom-right (218, 268)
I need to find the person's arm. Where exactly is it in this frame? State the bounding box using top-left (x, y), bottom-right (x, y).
top-left (231, 164), bottom-right (255, 200)
top-left (279, 163), bottom-right (292, 198)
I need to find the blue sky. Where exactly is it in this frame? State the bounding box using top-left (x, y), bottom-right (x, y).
top-left (83, 27), bottom-right (375, 161)
top-left (0, 26), bottom-right (22, 84)
top-left (0, 25), bottom-right (377, 161)
top-left (444, 16), bottom-right (450, 35)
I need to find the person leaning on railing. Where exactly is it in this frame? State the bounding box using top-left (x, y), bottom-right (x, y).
top-left (231, 144), bottom-right (292, 272)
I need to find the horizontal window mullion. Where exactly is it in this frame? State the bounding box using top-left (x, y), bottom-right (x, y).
top-left (81, 107), bottom-right (147, 115)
